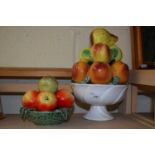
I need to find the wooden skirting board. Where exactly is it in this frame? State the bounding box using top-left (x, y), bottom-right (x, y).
top-left (0, 83), bottom-right (72, 93)
top-left (0, 67), bottom-right (73, 93)
top-left (0, 67), bottom-right (72, 78)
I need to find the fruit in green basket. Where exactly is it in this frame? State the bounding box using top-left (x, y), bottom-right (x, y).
top-left (110, 46), bottom-right (122, 62)
top-left (111, 61), bottom-right (129, 84)
top-left (72, 61), bottom-right (90, 83)
top-left (91, 43), bottom-right (111, 63)
top-left (22, 90), bottom-right (39, 109)
top-left (88, 62), bottom-right (112, 84)
top-left (79, 48), bottom-right (93, 63)
top-left (55, 89), bottom-right (74, 108)
top-left (38, 76), bottom-right (58, 93)
top-left (36, 91), bottom-right (57, 111)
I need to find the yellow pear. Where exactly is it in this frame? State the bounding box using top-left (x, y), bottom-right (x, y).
top-left (91, 28), bottom-right (118, 47)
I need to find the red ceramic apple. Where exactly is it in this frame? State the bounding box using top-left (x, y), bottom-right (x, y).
top-left (72, 61), bottom-right (90, 83)
top-left (55, 89), bottom-right (74, 108)
top-left (111, 61), bottom-right (129, 84)
top-left (88, 62), bottom-right (112, 84)
top-left (36, 91), bottom-right (57, 111)
top-left (22, 90), bottom-right (39, 109)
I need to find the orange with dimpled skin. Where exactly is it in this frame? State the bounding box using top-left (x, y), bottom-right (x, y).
top-left (88, 62), bottom-right (112, 84)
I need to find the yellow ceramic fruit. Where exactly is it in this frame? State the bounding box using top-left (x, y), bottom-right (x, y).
top-left (91, 28), bottom-right (118, 47)
top-left (91, 43), bottom-right (111, 63)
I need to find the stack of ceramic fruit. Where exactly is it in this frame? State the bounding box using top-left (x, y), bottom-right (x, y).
top-left (21, 77), bottom-right (74, 125)
top-left (72, 28), bottom-right (129, 84)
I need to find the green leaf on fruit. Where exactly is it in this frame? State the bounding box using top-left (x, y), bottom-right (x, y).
top-left (111, 48), bottom-right (118, 60)
top-left (112, 76), bottom-right (120, 85)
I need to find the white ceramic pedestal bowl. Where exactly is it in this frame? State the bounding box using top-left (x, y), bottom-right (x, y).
top-left (71, 83), bottom-right (128, 121)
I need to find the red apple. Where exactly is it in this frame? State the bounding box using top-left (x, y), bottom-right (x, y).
top-left (22, 90), bottom-right (39, 109)
top-left (36, 91), bottom-right (57, 111)
top-left (88, 62), bottom-right (112, 84)
top-left (55, 89), bottom-right (74, 108)
top-left (72, 61), bottom-right (90, 83)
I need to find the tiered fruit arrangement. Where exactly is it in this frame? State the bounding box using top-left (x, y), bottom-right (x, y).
top-left (22, 76), bottom-right (75, 111)
top-left (72, 28), bottom-right (129, 85)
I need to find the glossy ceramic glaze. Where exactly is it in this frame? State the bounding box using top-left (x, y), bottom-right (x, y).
top-left (72, 83), bottom-right (128, 121)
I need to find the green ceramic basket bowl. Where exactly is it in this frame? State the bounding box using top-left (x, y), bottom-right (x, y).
top-left (20, 107), bottom-right (74, 125)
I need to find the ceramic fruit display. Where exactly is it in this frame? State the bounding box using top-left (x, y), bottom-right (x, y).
top-left (38, 76), bottom-right (58, 93)
top-left (71, 27), bottom-right (129, 121)
top-left (20, 76), bottom-right (75, 125)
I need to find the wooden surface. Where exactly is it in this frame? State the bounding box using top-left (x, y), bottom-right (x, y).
top-left (129, 69), bottom-right (155, 86)
top-left (130, 27), bottom-right (143, 69)
top-left (0, 83), bottom-right (72, 93)
top-left (131, 113), bottom-right (154, 128)
top-left (131, 85), bottom-right (138, 113)
top-left (0, 114), bottom-right (151, 129)
top-left (0, 67), bottom-right (72, 78)
top-left (119, 85), bottom-right (132, 114)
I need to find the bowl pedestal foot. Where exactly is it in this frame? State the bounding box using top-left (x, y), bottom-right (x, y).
top-left (83, 105), bottom-right (114, 121)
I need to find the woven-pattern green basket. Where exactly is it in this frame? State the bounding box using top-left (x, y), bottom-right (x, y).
top-left (20, 107), bottom-right (74, 125)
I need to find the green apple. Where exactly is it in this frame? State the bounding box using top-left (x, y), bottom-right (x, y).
top-left (38, 76), bottom-right (58, 93)
top-left (110, 46), bottom-right (122, 62)
top-left (79, 48), bottom-right (93, 63)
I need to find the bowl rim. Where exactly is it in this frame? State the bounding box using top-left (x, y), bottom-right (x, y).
top-left (71, 83), bottom-right (128, 87)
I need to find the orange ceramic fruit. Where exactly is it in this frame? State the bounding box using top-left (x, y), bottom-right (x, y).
top-left (88, 62), bottom-right (112, 84)
top-left (72, 61), bottom-right (90, 83)
top-left (91, 43), bottom-right (111, 63)
top-left (111, 61), bottom-right (129, 84)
